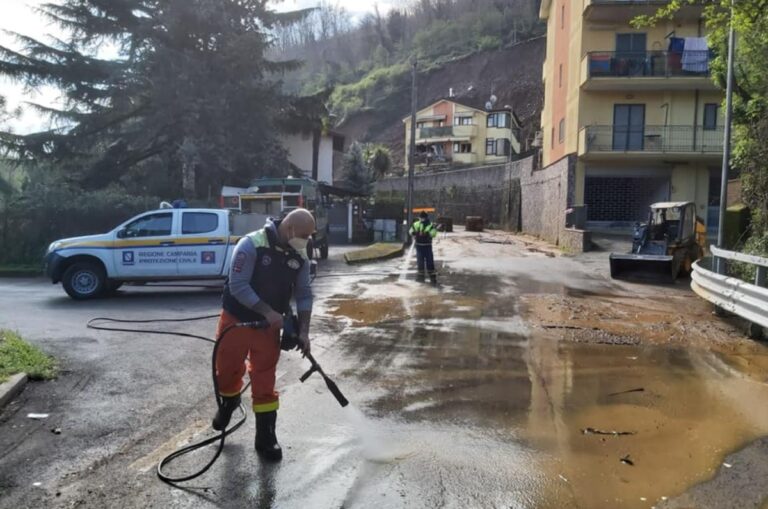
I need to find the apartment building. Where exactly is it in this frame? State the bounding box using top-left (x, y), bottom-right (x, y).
top-left (403, 98), bottom-right (522, 168)
top-left (540, 0), bottom-right (724, 231)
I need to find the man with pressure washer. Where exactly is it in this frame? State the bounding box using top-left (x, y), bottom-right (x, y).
top-left (409, 211), bottom-right (438, 284)
top-left (213, 208), bottom-right (315, 462)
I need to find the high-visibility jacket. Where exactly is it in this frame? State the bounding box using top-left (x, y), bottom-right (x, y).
top-left (222, 220), bottom-right (307, 322)
top-left (409, 219), bottom-right (438, 246)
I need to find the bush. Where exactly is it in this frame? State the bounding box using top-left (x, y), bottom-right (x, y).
top-left (0, 180), bottom-right (161, 265)
top-left (730, 231), bottom-right (768, 283)
top-left (477, 35), bottom-right (502, 51)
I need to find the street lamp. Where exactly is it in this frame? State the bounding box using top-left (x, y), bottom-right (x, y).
top-left (407, 60), bottom-right (417, 240)
top-left (716, 0), bottom-right (735, 273)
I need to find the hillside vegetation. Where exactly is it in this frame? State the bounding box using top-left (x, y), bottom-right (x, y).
top-left (273, 0), bottom-right (544, 130)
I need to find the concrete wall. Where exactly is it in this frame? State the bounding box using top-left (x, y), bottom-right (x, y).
top-left (512, 154), bottom-right (577, 245)
top-left (376, 153), bottom-right (590, 251)
top-left (376, 160), bottom-right (526, 230)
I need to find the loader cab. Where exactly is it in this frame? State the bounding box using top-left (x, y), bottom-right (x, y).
top-left (613, 201), bottom-right (703, 283)
top-left (648, 202), bottom-right (696, 244)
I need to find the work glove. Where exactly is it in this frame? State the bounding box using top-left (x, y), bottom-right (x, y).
top-left (298, 334), bottom-right (311, 357)
top-left (264, 309), bottom-right (283, 328)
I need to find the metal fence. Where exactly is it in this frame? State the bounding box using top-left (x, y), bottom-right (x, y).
top-left (586, 51), bottom-right (711, 78)
top-left (691, 246), bottom-right (768, 329)
top-left (583, 125), bottom-right (723, 153)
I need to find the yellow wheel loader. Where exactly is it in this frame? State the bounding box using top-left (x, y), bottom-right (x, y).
top-left (609, 202), bottom-right (706, 283)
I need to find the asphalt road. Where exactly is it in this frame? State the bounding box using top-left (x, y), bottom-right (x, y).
top-left (0, 251), bottom-right (404, 509)
top-left (1, 234), bottom-right (768, 509)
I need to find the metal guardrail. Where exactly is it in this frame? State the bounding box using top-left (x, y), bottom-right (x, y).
top-left (691, 246), bottom-right (768, 329)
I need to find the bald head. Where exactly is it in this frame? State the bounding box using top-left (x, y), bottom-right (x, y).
top-left (278, 208), bottom-right (316, 244)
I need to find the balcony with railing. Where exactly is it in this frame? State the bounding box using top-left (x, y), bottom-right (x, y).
top-left (579, 125), bottom-right (723, 160)
top-left (453, 152), bottom-right (479, 165)
top-left (417, 124), bottom-right (477, 141)
top-left (581, 51), bottom-right (716, 90)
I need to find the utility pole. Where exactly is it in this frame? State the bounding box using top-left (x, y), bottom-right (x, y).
top-left (407, 59), bottom-right (417, 239)
top-left (717, 0), bottom-right (735, 273)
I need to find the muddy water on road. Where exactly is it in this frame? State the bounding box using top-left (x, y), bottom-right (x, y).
top-left (326, 271), bottom-right (768, 508)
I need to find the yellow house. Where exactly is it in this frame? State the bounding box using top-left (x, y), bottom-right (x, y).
top-left (540, 0), bottom-right (724, 231)
top-left (403, 98), bottom-right (522, 169)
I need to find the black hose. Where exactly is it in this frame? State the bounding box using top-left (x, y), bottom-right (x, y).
top-left (86, 314), bottom-right (348, 484)
top-left (86, 315), bottom-right (264, 485)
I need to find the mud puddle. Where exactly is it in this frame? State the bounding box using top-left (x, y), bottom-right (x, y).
top-left (320, 254), bottom-right (768, 507)
top-left (323, 264), bottom-right (768, 508)
top-left (331, 316), bottom-right (768, 508)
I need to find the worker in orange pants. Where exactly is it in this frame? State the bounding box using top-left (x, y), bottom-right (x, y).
top-left (214, 311), bottom-right (281, 414)
top-left (212, 209), bottom-right (315, 462)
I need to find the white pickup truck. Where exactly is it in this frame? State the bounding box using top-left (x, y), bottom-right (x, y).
top-left (44, 207), bottom-right (312, 300)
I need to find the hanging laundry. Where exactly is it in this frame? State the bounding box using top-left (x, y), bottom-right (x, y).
top-left (668, 37), bottom-right (685, 53)
top-left (667, 37), bottom-right (685, 74)
top-left (682, 37), bottom-right (709, 73)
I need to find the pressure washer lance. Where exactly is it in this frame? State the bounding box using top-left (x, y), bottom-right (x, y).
top-left (86, 312), bottom-right (349, 486)
top-left (282, 313), bottom-right (349, 408)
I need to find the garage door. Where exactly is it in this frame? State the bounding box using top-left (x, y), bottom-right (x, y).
top-left (585, 176), bottom-right (669, 222)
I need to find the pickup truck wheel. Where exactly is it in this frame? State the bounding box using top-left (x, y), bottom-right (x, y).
top-left (319, 240), bottom-right (329, 260)
top-left (62, 262), bottom-right (106, 300)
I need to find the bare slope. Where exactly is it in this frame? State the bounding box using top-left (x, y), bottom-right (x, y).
top-left (335, 36), bottom-right (545, 168)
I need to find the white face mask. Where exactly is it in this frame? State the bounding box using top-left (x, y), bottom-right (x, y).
top-left (288, 237), bottom-right (309, 252)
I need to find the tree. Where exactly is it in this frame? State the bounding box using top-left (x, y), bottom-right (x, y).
top-left (0, 96), bottom-right (19, 131)
top-left (343, 142), bottom-right (373, 195)
top-left (0, 96), bottom-right (20, 195)
top-left (0, 0), bottom-right (311, 198)
top-left (636, 1), bottom-right (768, 253)
top-left (363, 144), bottom-right (393, 178)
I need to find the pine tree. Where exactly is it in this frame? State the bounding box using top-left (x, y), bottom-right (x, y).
top-left (0, 0), bottom-right (312, 198)
top-left (343, 141), bottom-right (373, 195)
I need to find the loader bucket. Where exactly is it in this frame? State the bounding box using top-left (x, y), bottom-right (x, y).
top-left (609, 253), bottom-right (676, 283)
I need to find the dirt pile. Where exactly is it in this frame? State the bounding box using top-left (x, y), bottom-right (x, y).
top-left (521, 292), bottom-right (764, 353)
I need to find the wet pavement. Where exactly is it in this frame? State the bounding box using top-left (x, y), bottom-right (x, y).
top-left (2, 229), bottom-right (768, 508)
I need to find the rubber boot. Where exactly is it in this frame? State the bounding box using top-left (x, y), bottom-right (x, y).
top-left (212, 394), bottom-right (241, 431)
top-left (429, 273), bottom-right (438, 285)
top-left (255, 411), bottom-right (282, 461)
top-left (416, 273), bottom-right (426, 283)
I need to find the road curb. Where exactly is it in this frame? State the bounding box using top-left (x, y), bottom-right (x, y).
top-left (0, 271), bottom-right (42, 278)
top-left (0, 373), bottom-right (28, 410)
top-left (344, 243), bottom-right (405, 264)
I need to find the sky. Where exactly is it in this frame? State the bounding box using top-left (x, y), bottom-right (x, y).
top-left (0, 0), bottom-right (61, 133)
top-left (0, 0), bottom-right (399, 134)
